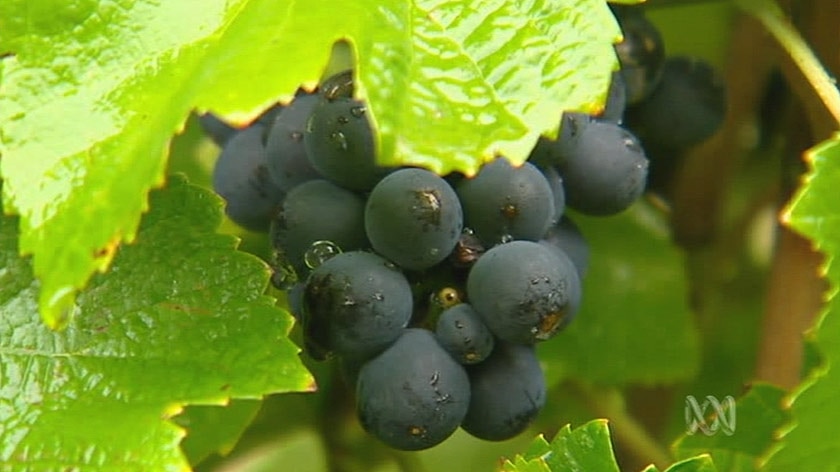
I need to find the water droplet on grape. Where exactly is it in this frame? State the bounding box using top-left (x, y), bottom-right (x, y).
top-left (304, 240), bottom-right (342, 269)
top-left (290, 131), bottom-right (303, 141)
top-left (337, 115), bottom-right (349, 124)
top-left (350, 106), bottom-right (366, 117)
top-left (500, 234), bottom-right (514, 244)
top-left (623, 137), bottom-right (642, 152)
top-left (322, 70), bottom-right (354, 100)
top-left (330, 131), bottom-right (348, 150)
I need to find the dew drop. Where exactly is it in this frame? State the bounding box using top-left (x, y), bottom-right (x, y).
top-left (350, 106), bottom-right (366, 117)
top-left (500, 234), bottom-right (514, 244)
top-left (623, 137), bottom-right (642, 152)
top-left (337, 115), bottom-right (349, 125)
top-left (304, 240), bottom-right (342, 269)
top-left (330, 131), bottom-right (348, 151)
top-left (290, 131), bottom-right (303, 141)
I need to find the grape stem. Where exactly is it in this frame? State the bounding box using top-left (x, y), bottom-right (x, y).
top-left (572, 382), bottom-right (672, 469)
top-left (736, 0), bottom-right (840, 127)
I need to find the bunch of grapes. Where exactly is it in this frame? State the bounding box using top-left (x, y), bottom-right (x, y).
top-left (200, 5), bottom-right (724, 452)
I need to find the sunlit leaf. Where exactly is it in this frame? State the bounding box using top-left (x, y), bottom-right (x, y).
top-left (0, 177), bottom-right (313, 471)
top-left (0, 0), bottom-right (620, 325)
top-left (763, 134), bottom-right (840, 471)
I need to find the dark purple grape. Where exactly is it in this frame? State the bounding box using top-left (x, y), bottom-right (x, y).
top-left (625, 56), bottom-right (727, 152)
top-left (467, 241), bottom-right (581, 344)
top-left (366, 168), bottom-right (463, 271)
top-left (461, 342), bottom-right (545, 441)
top-left (554, 114), bottom-right (649, 216)
top-left (211, 125), bottom-right (284, 232)
top-left (270, 179), bottom-right (367, 276)
top-left (265, 93), bottom-right (321, 192)
top-left (540, 216), bottom-right (589, 279)
top-left (456, 158), bottom-right (555, 247)
top-left (302, 251), bottom-right (412, 361)
top-left (356, 329), bottom-right (470, 450)
top-left (612, 6), bottom-right (666, 104)
top-left (304, 96), bottom-right (387, 191)
top-left (435, 303), bottom-right (495, 364)
top-left (539, 165), bottom-right (566, 225)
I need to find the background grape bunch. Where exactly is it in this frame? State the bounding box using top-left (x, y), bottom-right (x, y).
top-left (202, 4), bottom-right (725, 452)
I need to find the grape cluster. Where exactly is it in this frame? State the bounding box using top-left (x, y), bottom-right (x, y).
top-left (201, 5), bottom-right (724, 452)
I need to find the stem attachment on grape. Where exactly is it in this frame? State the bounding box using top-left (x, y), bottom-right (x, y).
top-left (736, 0), bottom-right (840, 127)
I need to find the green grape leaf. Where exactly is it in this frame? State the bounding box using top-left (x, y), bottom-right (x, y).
top-left (505, 422), bottom-right (720, 472)
top-left (762, 135), bottom-right (840, 471)
top-left (538, 203), bottom-right (701, 385)
top-left (0, 0), bottom-right (620, 326)
top-left (502, 420), bottom-right (621, 472)
top-left (176, 400), bottom-right (263, 466)
top-left (673, 384), bottom-right (788, 472)
top-left (0, 176), bottom-right (313, 471)
top-left (641, 455), bottom-right (718, 472)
